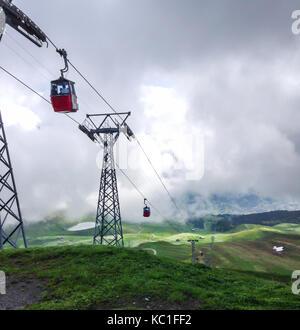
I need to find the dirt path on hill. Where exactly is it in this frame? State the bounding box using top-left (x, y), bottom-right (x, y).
top-left (142, 248), bottom-right (157, 256)
top-left (0, 275), bottom-right (44, 310)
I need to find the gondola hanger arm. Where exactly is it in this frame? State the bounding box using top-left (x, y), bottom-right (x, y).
top-left (57, 48), bottom-right (69, 78)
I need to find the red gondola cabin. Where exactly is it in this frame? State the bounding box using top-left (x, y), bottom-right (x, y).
top-left (51, 78), bottom-right (79, 113)
top-left (143, 206), bottom-right (151, 218)
top-left (143, 199), bottom-right (151, 218)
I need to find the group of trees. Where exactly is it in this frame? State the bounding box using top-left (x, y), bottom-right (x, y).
top-left (188, 210), bottom-right (300, 233)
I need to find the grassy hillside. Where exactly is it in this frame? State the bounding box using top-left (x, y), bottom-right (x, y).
top-left (0, 245), bottom-right (299, 310)
top-left (24, 220), bottom-right (193, 248)
top-left (137, 227), bottom-right (300, 275)
top-left (273, 223), bottom-right (300, 233)
top-left (198, 231), bottom-right (300, 275)
top-left (19, 217), bottom-right (300, 278)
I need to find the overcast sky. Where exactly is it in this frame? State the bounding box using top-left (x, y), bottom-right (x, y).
top-left (1, 0), bottom-right (300, 222)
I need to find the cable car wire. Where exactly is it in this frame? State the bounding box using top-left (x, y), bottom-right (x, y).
top-left (46, 36), bottom-right (121, 116)
top-left (135, 138), bottom-right (181, 213)
top-left (1, 36), bottom-right (181, 222)
top-left (0, 64), bottom-right (51, 104)
top-left (69, 61), bottom-right (181, 214)
top-left (6, 32), bottom-right (55, 79)
top-left (68, 60), bottom-right (181, 212)
top-left (115, 164), bottom-right (164, 219)
top-left (45, 35), bottom-right (181, 216)
top-left (2, 41), bottom-right (51, 82)
top-left (0, 64), bottom-right (81, 125)
top-left (3, 34), bottom-right (96, 114)
top-left (71, 60), bottom-right (182, 215)
top-left (0, 64), bottom-right (167, 220)
top-left (68, 60), bottom-right (122, 118)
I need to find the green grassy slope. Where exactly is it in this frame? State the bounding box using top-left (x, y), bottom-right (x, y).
top-left (202, 230), bottom-right (300, 275)
top-left (0, 245), bottom-right (299, 310)
top-left (24, 220), bottom-right (194, 248)
top-left (21, 218), bottom-right (300, 277)
top-left (138, 241), bottom-right (191, 262)
top-left (137, 227), bottom-right (300, 275)
top-left (273, 223), bottom-right (300, 233)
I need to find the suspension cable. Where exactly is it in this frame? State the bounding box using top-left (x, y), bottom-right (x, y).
top-left (45, 35), bottom-right (181, 215)
top-left (6, 32), bottom-right (55, 79)
top-left (4, 34), bottom-right (96, 114)
top-left (0, 64), bottom-right (167, 219)
top-left (117, 163), bottom-right (182, 232)
top-left (71, 59), bottom-right (181, 214)
top-left (2, 41), bottom-right (51, 81)
top-left (0, 64), bottom-right (81, 125)
top-left (115, 164), bottom-right (164, 219)
top-left (0, 65), bottom-right (51, 104)
top-left (46, 36), bottom-right (120, 116)
top-left (71, 59), bottom-right (182, 213)
top-left (67, 60), bottom-right (123, 118)
top-left (3, 32), bottom-right (182, 220)
top-left (135, 138), bottom-right (181, 213)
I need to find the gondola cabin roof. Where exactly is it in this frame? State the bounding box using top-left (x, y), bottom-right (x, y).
top-left (51, 77), bottom-right (76, 85)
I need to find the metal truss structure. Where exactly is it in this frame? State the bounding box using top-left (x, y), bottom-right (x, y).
top-left (0, 0), bottom-right (47, 47)
top-left (0, 1), bottom-right (48, 249)
top-left (79, 112), bottom-right (133, 247)
top-left (188, 239), bottom-right (199, 264)
top-left (0, 112), bottom-right (27, 249)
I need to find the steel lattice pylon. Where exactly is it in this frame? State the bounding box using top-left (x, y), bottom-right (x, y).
top-left (80, 112), bottom-right (133, 247)
top-left (188, 239), bottom-right (199, 264)
top-left (94, 133), bottom-right (123, 246)
top-left (0, 111), bottom-right (27, 249)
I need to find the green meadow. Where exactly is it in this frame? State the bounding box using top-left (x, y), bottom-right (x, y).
top-left (0, 245), bottom-right (299, 310)
top-left (1, 217), bottom-right (300, 309)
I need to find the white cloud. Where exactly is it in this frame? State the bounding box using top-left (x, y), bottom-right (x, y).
top-left (1, 0), bottom-right (300, 223)
top-left (0, 87), bottom-right (41, 131)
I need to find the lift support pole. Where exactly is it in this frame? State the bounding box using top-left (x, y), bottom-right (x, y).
top-left (0, 0), bottom-right (49, 250)
top-left (188, 239), bottom-right (199, 264)
top-left (79, 112), bottom-right (133, 247)
top-left (0, 111), bottom-right (27, 249)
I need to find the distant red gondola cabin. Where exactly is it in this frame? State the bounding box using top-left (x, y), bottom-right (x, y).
top-left (51, 78), bottom-right (78, 113)
top-left (143, 206), bottom-right (151, 218)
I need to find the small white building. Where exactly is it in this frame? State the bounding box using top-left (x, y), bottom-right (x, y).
top-left (273, 246), bottom-right (284, 253)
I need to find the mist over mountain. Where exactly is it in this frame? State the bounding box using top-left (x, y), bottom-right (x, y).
top-left (2, 0), bottom-right (300, 223)
top-left (183, 192), bottom-right (300, 217)
top-left (24, 191), bottom-right (300, 227)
